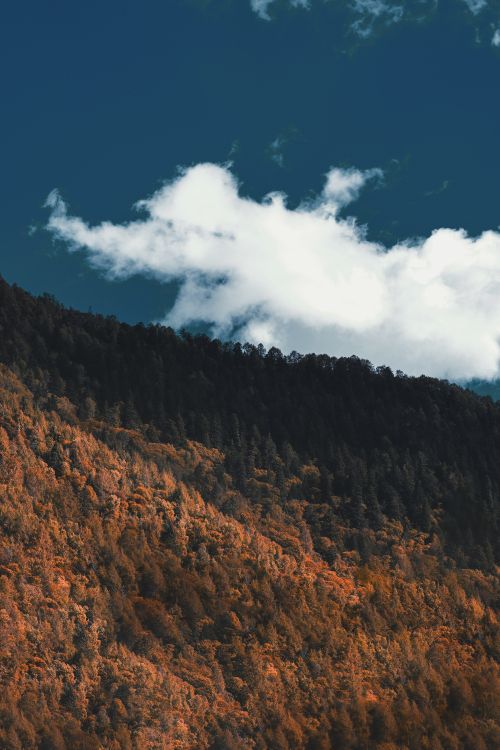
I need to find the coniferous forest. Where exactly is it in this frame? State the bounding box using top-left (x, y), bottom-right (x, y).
top-left (0, 277), bottom-right (498, 749)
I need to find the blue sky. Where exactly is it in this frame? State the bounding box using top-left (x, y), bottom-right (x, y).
top-left (3, 0), bottom-right (500, 377)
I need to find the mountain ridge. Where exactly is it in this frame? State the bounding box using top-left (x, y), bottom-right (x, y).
top-left (0, 277), bottom-right (498, 565)
top-left (0, 277), bottom-right (498, 748)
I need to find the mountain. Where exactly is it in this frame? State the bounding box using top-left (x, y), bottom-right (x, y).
top-left (0, 278), bottom-right (498, 749)
top-left (466, 378), bottom-right (500, 403)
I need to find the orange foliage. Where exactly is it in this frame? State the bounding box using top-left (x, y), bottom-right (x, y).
top-left (0, 365), bottom-right (497, 749)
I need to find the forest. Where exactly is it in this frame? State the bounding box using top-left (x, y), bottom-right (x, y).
top-left (0, 277), bottom-right (498, 749)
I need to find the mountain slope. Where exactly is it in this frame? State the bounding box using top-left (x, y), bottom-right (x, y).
top-left (0, 364), bottom-right (498, 750)
top-left (0, 277), bottom-right (499, 566)
top-left (466, 378), bottom-right (500, 402)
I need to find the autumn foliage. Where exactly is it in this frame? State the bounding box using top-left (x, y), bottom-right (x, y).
top-left (0, 363), bottom-right (498, 749)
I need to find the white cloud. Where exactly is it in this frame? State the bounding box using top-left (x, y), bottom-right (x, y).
top-left (267, 128), bottom-right (299, 167)
top-left (46, 163), bottom-right (500, 381)
top-left (350, 0), bottom-right (404, 37)
top-left (250, 0), bottom-right (492, 36)
top-left (322, 166), bottom-right (383, 206)
top-left (250, 0), bottom-right (273, 20)
top-left (269, 136), bottom-right (285, 167)
top-left (250, 0), bottom-right (309, 21)
top-left (493, 28), bottom-right (500, 45)
top-left (462, 0), bottom-right (487, 14)
top-left (250, 0), bottom-right (403, 31)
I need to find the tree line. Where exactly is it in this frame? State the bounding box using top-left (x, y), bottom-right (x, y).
top-left (0, 277), bottom-right (498, 567)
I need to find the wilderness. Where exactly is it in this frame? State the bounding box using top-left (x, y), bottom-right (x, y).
top-left (0, 279), bottom-right (498, 749)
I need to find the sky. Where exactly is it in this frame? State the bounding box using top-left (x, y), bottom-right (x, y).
top-left (3, 0), bottom-right (500, 379)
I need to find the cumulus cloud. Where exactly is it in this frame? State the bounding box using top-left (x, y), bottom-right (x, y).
top-left (493, 28), bottom-right (500, 45)
top-left (46, 163), bottom-right (500, 380)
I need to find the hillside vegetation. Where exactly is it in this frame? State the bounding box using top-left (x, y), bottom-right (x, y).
top-left (0, 279), bottom-right (498, 748)
top-left (0, 278), bottom-right (499, 567)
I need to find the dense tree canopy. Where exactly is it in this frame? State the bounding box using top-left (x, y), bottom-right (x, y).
top-left (0, 365), bottom-right (498, 749)
top-left (0, 277), bottom-right (498, 565)
top-left (0, 278), bottom-right (498, 748)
